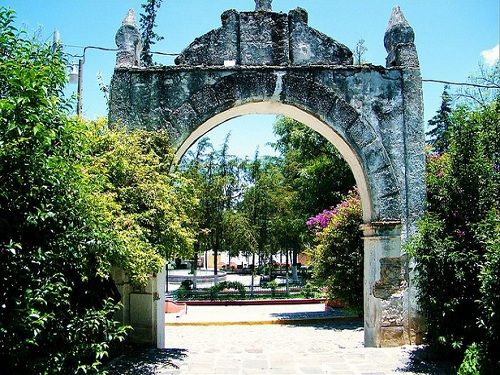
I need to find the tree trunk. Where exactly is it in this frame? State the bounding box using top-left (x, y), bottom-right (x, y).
top-left (291, 249), bottom-right (298, 283)
top-left (193, 244), bottom-right (199, 289)
top-left (214, 248), bottom-right (218, 276)
top-left (269, 254), bottom-right (273, 278)
top-left (214, 230), bottom-right (220, 276)
top-left (285, 250), bottom-right (289, 294)
top-left (251, 252), bottom-right (256, 297)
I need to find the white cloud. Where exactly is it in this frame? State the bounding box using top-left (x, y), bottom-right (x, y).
top-left (481, 44), bottom-right (499, 66)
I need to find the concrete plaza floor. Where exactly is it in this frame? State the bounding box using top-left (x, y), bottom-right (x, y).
top-left (165, 303), bottom-right (354, 326)
top-left (105, 304), bottom-right (455, 375)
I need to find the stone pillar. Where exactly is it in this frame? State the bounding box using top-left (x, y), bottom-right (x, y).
top-left (111, 265), bottom-right (165, 348)
top-left (384, 6), bottom-right (425, 345)
top-left (384, 5), bottom-right (425, 239)
top-left (362, 222), bottom-right (411, 347)
top-left (115, 9), bottom-right (142, 68)
top-left (156, 266), bottom-right (166, 348)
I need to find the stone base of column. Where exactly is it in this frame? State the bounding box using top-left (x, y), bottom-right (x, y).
top-left (362, 221), bottom-right (417, 347)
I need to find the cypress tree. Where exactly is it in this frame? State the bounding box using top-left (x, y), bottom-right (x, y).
top-left (427, 86), bottom-right (453, 153)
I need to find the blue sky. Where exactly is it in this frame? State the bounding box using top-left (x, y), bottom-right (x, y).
top-left (3, 0), bottom-right (499, 158)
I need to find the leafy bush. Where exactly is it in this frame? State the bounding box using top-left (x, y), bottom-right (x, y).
top-left (301, 282), bottom-right (320, 298)
top-left (268, 280), bottom-right (278, 297)
top-left (308, 191), bottom-right (363, 313)
top-left (0, 8), bottom-right (128, 373)
top-left (176, 286), bottom-right (189, 300)
top-left (458, 343), bottom-right (481, 375)
top-left (209, 281), bottom-right (246, 300)
top-left (180, 279), bottom-right (194, 290)
top-left (0, 7), bottom-right (200, 373)
top-left (84, 122), bottom-right (198, 286)
top-left (476, 208), bottom-right (500, 372)
top-left (407, 100), bottom-right (499, 369)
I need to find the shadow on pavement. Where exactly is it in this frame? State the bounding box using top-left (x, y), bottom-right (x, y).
top-left (398, 346), bottom-right (456, 374)
top-left (281, 320), bottom-right (363, 330)
top-left (104, 347), bottom-right (188, 375)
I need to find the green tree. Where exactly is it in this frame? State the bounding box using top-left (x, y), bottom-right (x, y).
top-left (272, 117), bottom-right (355, 279)
top-left (408, 99), bottom-right (499, 370)
top-left (139, 0), bottom-right (164, 66)
top-left (222, 210), bottom-right (257, 260)
top-left (426, 86), bottom-right (452, 153)
top-left (181, 134), bottom-right (243, 276)
top-left (0, 9), bottom-right (127, 373)
top-left (273, 117), bottom-right (355, 216)
top-left (86, 121), bottom-right (198, 285)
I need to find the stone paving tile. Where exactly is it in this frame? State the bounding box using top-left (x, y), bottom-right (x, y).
top-left (298, 365), bottom-right (324, 374)
top-left (105, 309), bottom-right (455, 375)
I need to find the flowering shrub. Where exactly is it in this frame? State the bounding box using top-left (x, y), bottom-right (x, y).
top-left (308, 191), bottom-right (363, 313)
top-left (407, 100), bottom-right (499, 371)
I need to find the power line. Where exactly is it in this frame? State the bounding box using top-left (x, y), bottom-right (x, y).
top-left (63, 44), bottom-right (179, 57)
top-left (62, 44), bottom-right (499, 89)
top-left (422, 79), bottom-right (499, 89)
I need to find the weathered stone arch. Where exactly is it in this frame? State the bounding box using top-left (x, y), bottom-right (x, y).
top-left (173, 97), bottom-right (399, 225)
top-left (109, 2), bottom-right (425, 348)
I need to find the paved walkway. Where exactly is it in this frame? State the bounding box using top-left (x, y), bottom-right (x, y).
top-left (105, 305), bottom-right (454, 375)
top-left (165, 303), bottom-right (355, 326)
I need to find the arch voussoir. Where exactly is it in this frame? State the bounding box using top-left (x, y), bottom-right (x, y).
top-left (345, 118), bottom-right (377, 151)
top-left (363, 141), bottom-right (392, 174)
top-left (280, 73), bottom-right (337, 119)
top-left (369, 167), bottom-right (401, 220)
top-left (235, 71), bottom-right (277, 102)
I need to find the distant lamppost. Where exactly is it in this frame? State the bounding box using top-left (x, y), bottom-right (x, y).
top-left (69, 57), bottom-right (84, 116)
top-left (53, 8), bottom-right (178, 117)
top-left (68, 46), bottom-right (120, 117)
top-left (54, 30), bottom-right (117, 117)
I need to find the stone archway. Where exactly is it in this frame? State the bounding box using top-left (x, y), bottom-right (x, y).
top-left (109, 1), bottom-right (425, 348)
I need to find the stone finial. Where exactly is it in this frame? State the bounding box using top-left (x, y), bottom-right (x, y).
top-left (384, 6), bottom-right (418, 67)
top-left (122, 8), bottom-right (138, 26)
top-left (386, 6), bottom-right (409, 30)
top-left (255, 0), bottom-right (272, 11)
top-left (384, 6), bottom-right (415, 53)
top-left (115, 9), bottom-right (143, 67)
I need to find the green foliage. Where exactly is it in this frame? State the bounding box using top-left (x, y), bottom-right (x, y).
top-left (181, 134), bottom-right (243, 274)
top-left (0, 8), bottom-right (128, 373)
top-left (477, 209), bottom-right (500, 371)
top-left (139, 0), bottom-right (164, 66)
top-left (180, 279), bottom-right (193, 290)
top-left (309, 191), bottom-right (363, 313)
top-left (273, 117), bottom-right (355, 216)
top-left (267, 280), bottom-right (278, 297)
top-left (176, 286), bottom-right (188, 300)
top-left (407, 99), bottom-right (499, 367)
top-left (222, 210), bottom-right (257, 257)
top-left (426, 86), bottom-right (452, 153)
top-left (458, 343), bottom-right (481, 375)
top-left (180, 117), bottom-right (356, 280)
top-left (85, 121), bottom-right (197, 286)
top-left (209, 281), bottom-right (246, 300)
top-left (301, 282), bottom-right (321, 299)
